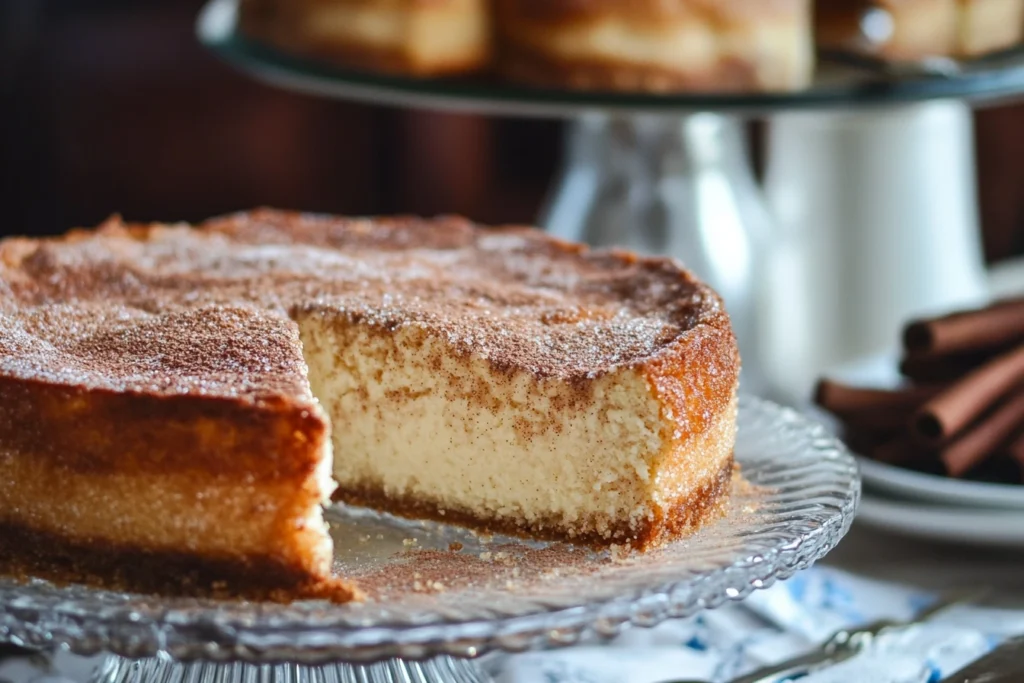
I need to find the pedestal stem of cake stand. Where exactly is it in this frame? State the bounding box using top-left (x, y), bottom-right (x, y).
top-left (539, 113), bottom-right (772, 395)
top-left (761, 100), bottom-right (990, 400)
top-left (90, 655), bottom-right (493, 683)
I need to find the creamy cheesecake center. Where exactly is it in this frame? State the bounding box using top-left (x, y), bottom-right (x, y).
top-left (297, 314), bottom-right (669, 537)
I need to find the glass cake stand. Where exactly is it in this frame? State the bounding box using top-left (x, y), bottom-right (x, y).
top-left (197, 0), bottom-right (1024, 116)
top-left (0, 397), bottom-right (860, 683)
top-left (198, 0), bottom-right (1024, 398)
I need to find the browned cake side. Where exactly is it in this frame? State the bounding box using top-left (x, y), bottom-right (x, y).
top-left (495, 0), bottom-right (814, 92)
top-left (0, 291), bottom-right (354, 600)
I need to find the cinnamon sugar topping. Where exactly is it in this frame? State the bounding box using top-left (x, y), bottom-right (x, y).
top-left (0, 209), bottom-right (726, 395)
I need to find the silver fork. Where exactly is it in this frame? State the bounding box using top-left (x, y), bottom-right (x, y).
top-left (660, 588), bottom-right (987, 683)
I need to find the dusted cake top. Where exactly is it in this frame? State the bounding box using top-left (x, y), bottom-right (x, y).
top-left (0, 209), bottom-right (731, 398)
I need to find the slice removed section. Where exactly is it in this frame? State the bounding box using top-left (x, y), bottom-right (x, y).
top-left (297, 306), bottom-right (737, 548)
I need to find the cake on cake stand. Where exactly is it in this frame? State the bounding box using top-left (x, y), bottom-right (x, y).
top-left (13, 4), bottom-right (1020, 681)
top-left (197, 0), bottom-right (1024, 401)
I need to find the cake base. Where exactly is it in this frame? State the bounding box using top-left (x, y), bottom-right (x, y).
top-left (335, 456), bottom-right (736, 551)
top-left (0, 522), bottom-right (359, 602)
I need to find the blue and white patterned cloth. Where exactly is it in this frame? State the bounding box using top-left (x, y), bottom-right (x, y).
top-left (3, 567), bottom-right (1022, 683)
top-left (486, 567), bottom-right (1024, 683)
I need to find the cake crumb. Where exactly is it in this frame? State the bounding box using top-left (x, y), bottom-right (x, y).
top-left (431, 581), bottom-right (445, 591)
top-left (479, 552), bottom-right (492, 561)
top-left (609, 543), bottom-right (630, 559)
top-left (402, 538), bottom-right (418, 547)
top-left (448, 542), bottom-right (463, 552)
top-left (471, 530), bottom-right (493, 544)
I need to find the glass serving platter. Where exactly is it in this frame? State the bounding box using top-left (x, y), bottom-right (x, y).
top-left (0, 397), bottom-right (859, 666)
top-left (197, 0), bottom-right (1024, 117)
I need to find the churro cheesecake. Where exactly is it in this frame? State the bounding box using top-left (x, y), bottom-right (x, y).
top-left (238, 0), bottom-right (492, 76)
top-left (494, 0), bottom-right (814, 92)
top-left (816, 0), bottom-right (1024, 60)
top-left (0, 210), bottom-right (740, 600)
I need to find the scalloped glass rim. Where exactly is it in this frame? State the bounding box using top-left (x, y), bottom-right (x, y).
top-left (0, 397), bottom-right (859, 664)
top-left (196, 0), bottom-right (1024, 118)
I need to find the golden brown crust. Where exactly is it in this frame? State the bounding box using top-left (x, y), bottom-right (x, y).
top-left (641, 458), bottom-right (737, 548)
top-left (0, 521), bottom-right (359, 602)
top-left (334, 455), bottom-right (735, 550)
top-left (0, 377), bottom-right (326, 478)
top-left (646, 322), bottom-right (741, 439)
top-left (0, 441), bottom-right (338, 599)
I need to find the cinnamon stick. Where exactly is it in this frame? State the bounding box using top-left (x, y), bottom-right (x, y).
top-left (911, 346), bottom-right (1024, 444)
top-left (903, 297), bottom-right (1024, 356)
top-left (867, 436), bottom-right (946, 476)
top-left (898, 348), bottom-right (1004, 384)
top-left (842, 424), bottom-right (900, 454)
top-left (814, 380), bottom-right (942, 416)
top-left (843, 410), bottom-right (912, 433)
top-left (870, 435), bottom-right (929, 467)
top-left (939, 392), bottom-right (1024, 477)
top-left (1005, 429), bottom-right (1024, 470)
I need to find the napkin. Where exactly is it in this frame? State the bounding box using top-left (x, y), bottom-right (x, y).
top-left (3, 567), bottom-right (1022, 683)
top-left (486, 567), bottom-right (1024, 683)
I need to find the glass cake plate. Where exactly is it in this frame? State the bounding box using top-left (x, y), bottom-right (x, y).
top-left (199, 0), bottom-right (1024, 117)
top-left (0, 397), bottom-right (859, 683)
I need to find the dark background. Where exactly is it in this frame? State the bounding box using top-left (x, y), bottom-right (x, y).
top-left (3, 0), bottom-right (1024, 263)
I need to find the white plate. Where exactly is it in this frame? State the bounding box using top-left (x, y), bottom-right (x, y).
top-left (857, 492), bottom-right (1024, 547)
top-left (820, 354), bottom-right (1024, 510)
top-left (858, 456), bottom-right (1024, 510)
